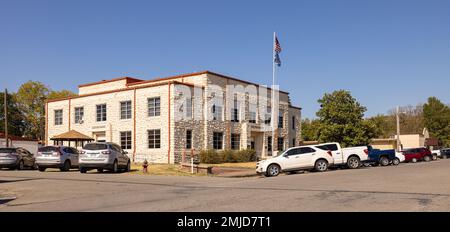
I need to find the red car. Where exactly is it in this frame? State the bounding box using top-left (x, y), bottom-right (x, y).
top-left (401, 148), bottom-right (435, 163)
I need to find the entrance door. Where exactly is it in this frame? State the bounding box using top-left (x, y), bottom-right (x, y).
top-left (93, 132), bottom-right (106, 142)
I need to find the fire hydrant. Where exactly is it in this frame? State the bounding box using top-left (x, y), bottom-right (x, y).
top-left (142, 159), bottom-right (149, 173)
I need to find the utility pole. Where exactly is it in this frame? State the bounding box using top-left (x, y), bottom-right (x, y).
top-left (396, 106), bottom-right (400, 151)
top-left (4, 89), bottom-right (8, 148)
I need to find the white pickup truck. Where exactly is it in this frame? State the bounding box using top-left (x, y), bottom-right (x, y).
top-left (314, 142), bottom-right (369, 169)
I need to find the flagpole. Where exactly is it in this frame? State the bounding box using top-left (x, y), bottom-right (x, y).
top-left (272, 32), bottom-right (276, 155)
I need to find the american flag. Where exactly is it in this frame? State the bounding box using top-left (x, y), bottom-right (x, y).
top-left (274, 37), bottom-right (282, 53)
top-left (274, 36), bottom-right (282, 66)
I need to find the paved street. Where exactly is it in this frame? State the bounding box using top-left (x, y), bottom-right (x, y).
top-left (1, 159), bottom-right (450, 212)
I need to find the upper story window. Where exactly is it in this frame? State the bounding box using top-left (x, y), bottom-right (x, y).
top-left (231, 98), bottom-right (239, 122)
top-left (249, 103), bottom-right (257, 123)
top-left (74, 107), bottom-right (84, 124)
top-left (148, 97), bottom-right (161, 117)
top-left (96, 104), bottom-right (107, 122)
top-left (265, 106), bottom-right (271, 125)
top-left (212, 104), bottom-right (222, 121)
top-left (120, 101), bottom-right (132, 120)
top-left (185, 98), bottom-right (193, 119)
top-left (292, 116), bottom-right (296, 130)
top-left (54, 110), bottom-right (63, 125)
top-left (278, 111), bottom-right (284, 129)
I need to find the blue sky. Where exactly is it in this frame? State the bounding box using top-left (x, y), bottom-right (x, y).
top-left (1, 0), bottom-right (449, 119)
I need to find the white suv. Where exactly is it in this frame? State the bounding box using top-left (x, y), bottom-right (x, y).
top-left (256, 145), bottom-right (335, 177)
top-left (79, 142), bottom-right (131, 173)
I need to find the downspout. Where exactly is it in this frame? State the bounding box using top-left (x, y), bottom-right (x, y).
top-left (133, 88), bottom-right (136, 162)
top-left (68, 97), bottom-right (71, 131)
top-left (168, 82), bottom-right (171, 164)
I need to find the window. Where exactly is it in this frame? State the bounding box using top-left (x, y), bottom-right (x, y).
top-left (148, 97), bottom-right (161, 117)
top-left (74, 107), bottom-right (84, 124)
top-left (186, 98), bottom-right (193, 119)
top-left (54, 110), bottom-right (63, 125)
top-left (231, 98), bottom-right (239, 122)
top-left (213, 132), bottom-right (223, 150)
top-left (148, 129), bottom-right (161, 149)
top-left (316, 144), bottom-right (339, 151)
top-left (120, 101), bottom-right (132, 120)
top-left (292, 138), bottom-right (296, 147)
top-left (249, 103), bottom-right (257, 123)
top-left (267, 136), bottom-right (272, 151)
top-left (286, 147), bottom-right (315, 156)
top-left (292, 116), bottom-right (296, 130)
top-left (231, 134), bottom-right (240, 150)
top-left (278, 111), bottom-right (283, 128)
top-left (120, 131), bottom-right (132, 150)
top-left (278, 137), bottom-right (284, 151)
top-left (265, 106), bottom-right (271, 125)
top-left (212, 104), bottom-right (222, 121)
top-left (186, 130), bottom-right (192, 149)
top-left (96, 104), bottom-right (107, 122)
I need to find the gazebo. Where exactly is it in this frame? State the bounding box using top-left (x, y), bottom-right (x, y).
top-left (50, 130), bottom-right (94, 148)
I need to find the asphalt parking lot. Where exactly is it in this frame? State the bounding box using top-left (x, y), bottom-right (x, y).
top-left (1, 159), bottom-right (450, 212)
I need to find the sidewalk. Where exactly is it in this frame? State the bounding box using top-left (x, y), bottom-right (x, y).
top-left (212, 167), bottom-right (259, 178)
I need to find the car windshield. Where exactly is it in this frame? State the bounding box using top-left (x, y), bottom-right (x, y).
top-left (83, 143), bottom-right (108, 150)
top-left (38, 146), bottom-right (59, 152)
top-left (0, 148), bottom-right (16, 153)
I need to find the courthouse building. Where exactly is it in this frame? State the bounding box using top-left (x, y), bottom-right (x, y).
top-left (45, 71), bottom-right (302, 163)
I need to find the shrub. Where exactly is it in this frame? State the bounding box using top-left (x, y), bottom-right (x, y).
top-left (199, 149), bottom-right (222, 164)
top-left (220, 149), bottom-right (235, 163)
top-left (233, 149), bottom-right (257, 162)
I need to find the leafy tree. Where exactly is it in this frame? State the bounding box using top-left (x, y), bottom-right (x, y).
top-left (47, 90), bottom-right (76, 100)
top-left (0, 91), bottom-right (25, 136)
top-left (301, 119), bottom-right (321, 141)
top-left (315, 90), bottom-right (377, 147)
top-left (423, 97), bottom-right (450, 146)
top-left (14, 81), bottom-right (49, 139)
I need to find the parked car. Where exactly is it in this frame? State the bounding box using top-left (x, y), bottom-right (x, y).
top-left (431, 149), bottom-right (441, 159)
top-left (314, 142), bottom-right (369, 169)
top-left (256, 145), bottom-right (334, 177)
top-left (401, 147), bottom-right (434, 163)
top-left (0, 147), bottom-right (36, 170)
top-left (79, 142), bottom-right (131, 173)
top-left (36, 146), bottom-right (79, 172)
top-left (365, 147), bottom-right (400, 166)
top-left (441, 148), bottom-right (450, 159)
top-left (395, 152), bottom-right (406, 163)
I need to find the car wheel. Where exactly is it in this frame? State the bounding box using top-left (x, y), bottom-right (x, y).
top-left (315, 159), bottom-right (328, 172)
top-left (112, 160), bottom-right (118, 173)
top-left (125, 161), bottom-right (131, 172)
top-left (392, 158), bottom-right (400, 166)
top-left (432, 154), bottom-right (438, 161)
top-left (38, 167), bottom-right (46, 172)
top-left (97, 168), bottom-right (104, 173)
top-left (424, 156), bottom-right (431, 162)
top-left (60, 160), bottom-right (71, 172)
top-left (266, 164), bottom-right (280, 177)
top-left (347, 156), bottom-right (360, 169)
top-left (379, 157), bottom-right (389, 166)
top-left (411, 158), bottom-right (418, 163)
top-left (80, 168), bottom-right (87, 173)
top-left (17, 160), bottom-right (25, 170)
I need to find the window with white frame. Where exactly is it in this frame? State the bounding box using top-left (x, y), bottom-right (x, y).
top-left (212, 104), bottom-right (222, 121)
top-left (148, 129), bottom-right (161, 149)
top-left (54, 110), bottom-right (63, 125)
top-left (213, 132), bottom-right (223, 150)
top-left (185, 98), bottom-right (193, 119)
top-left (148, 97), bottom-right (161, 117)
top-left (120, 131), bottom-right (132, 150)
top-left (231, 133), bottom-right (240, 150)
top-left (120, 101), bottom-right (132, 120)
top-left (74, 107), bottom-right (84, 124)
top-left (231, 98), bottom-right (239, 122)
top-left (278, 111), bottom-right (284, 128)
top-left (249, 103), bottom-right (257, 123)
top-left (96, 104), bottom-right (107, 122)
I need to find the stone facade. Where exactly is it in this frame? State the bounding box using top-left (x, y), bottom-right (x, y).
top-left (46, 71), bottom-right (302, 164)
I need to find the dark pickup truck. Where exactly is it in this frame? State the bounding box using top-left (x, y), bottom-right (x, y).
top-left (365, 147), bottom-right (401, 166)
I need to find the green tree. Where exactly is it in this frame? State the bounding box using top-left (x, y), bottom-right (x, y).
top-left (0, 91), bottom-right (25, 136)
top-left (14, 81), bottom-right (49, 140)
top-left (301, 119), bottom-right (321, 141)
top-left (316, 90), bottom-right (377, 147)
top-left (47, 90), bottom-right (76, 100)
top-left (423, 97), bottom-right (450, 146)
